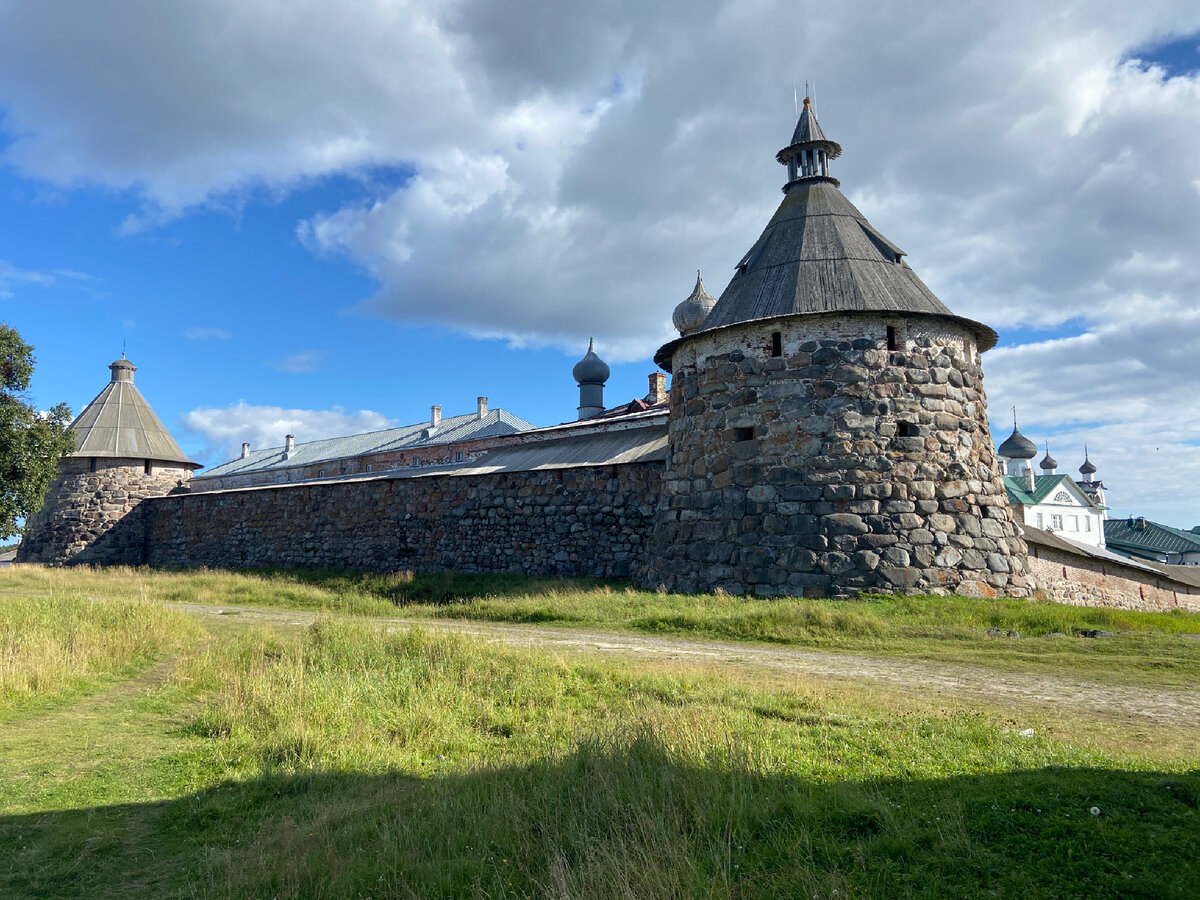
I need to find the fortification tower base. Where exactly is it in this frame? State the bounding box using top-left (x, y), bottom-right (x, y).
top-left (642, 313), bottom-right (1028, 597)
top-left (15, 355), bottom-right (200, 565)
top-left (18, 457), bottom-right (195, 564)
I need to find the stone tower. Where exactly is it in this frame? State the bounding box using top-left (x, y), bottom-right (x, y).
top-left (17, 356), bottom-right (201, 564)
top-left (643, 98), bottom-right (1028, 597)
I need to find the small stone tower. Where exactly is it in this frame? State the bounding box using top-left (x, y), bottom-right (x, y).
top-left (643, 97), bottom-right (1029, 597)
top-left (17, 356), bottom-right (201, 564)
top-left (573, 339), bottom-right (610, 420)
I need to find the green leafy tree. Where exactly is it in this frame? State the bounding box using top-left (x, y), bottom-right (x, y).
top-left (0, 324), bottom-right (76, 540)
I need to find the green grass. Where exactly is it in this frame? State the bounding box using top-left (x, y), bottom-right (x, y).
top-left (6, 565), bottom-right (1198, 687)
top-left (0, 586), bottom-right (198, 718)
top-left (0, 605), bottom-right (1197, 898)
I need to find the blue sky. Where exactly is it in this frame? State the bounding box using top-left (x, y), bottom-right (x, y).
top-left (2, 1), bottom-right (1200, 527)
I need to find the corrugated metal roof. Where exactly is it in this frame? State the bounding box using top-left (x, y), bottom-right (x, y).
top-left (446, 425), bottom-right (667, 475)
top-left (1003, 473), bottom-right (1085, 507)
top-left (1104, 518), bottom-right (1200, 555)
top-left (197, 408), bottom-right (536, 479)
top-left (70, 375), bottom-right (200, 467)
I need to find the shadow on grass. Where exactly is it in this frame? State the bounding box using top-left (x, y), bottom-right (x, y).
top-left (234, 567), bottom-right (610, 607)
top-left (3, 736), bottom-right (1197, 899)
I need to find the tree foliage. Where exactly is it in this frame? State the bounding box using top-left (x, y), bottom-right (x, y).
top-left (0, 324), bottom-right (76, 540)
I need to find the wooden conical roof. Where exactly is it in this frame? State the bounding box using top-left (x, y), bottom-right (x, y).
top-left (69, 358), bottom-right (201, 468)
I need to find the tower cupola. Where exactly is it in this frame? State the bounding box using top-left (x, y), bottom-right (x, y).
top-left (672, 270), bottom-right (717, 337)
top-left (997, 409), bottom-right (1037, 474)
top-left (776, 95), bottom-right (843, 190)
top-left (109, 355), bottom-right (136, 383)
top-left (573, 338), bottom-right (609, 420)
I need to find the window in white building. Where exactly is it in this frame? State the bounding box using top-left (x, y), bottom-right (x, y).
top-left (1069, 516), bottom-right (1079, 531)
top-left (1084, 518), bottom-right (1091, 532)
top-left (1051, 514), bottom-right (1063, 530)
top-left (1035, 513), bottom-right (1044, 528)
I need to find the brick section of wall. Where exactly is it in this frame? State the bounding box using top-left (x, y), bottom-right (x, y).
top-left (140, 464), bottom-right (660, 578)
top-left (645, 314), bottom-right (1028, 598)
top-left (1029, 546), bottom-right (1200, 613)
top-left (16, 457), bottom-right (193, 565)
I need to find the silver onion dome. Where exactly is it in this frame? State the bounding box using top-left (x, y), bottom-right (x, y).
top-left (672, 270), bottom-right (717, 337)
top-left (572, 338), bottom-right (610, 385)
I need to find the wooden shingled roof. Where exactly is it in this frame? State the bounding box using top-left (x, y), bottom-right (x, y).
top-left (655, 105), bottom-right (997, 370)
top-left (699, 180), bottom-right (996, 345)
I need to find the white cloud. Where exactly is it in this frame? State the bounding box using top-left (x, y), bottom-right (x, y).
top-left (0, 260), bottom-right (61, 298)
top-left (183, 326), bottom-right (230, 340)
top-left (180, 401), bottom-right (394, 464)
top-left (4, 1), bottom-right (1200, 518)
top-left (268, 350), bottom-right (326, 373)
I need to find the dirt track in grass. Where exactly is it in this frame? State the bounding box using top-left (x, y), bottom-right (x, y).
top-left (173, 602), bottom-right (1200, 728)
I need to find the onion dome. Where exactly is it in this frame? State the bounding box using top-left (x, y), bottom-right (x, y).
top-left (1079, 446), bottom-right (1097, 476)
top-left (1039, 444), bottom-right (1057, 471)
top-left (672, 270), bottom-right (717, 337)
top-left (997, 411), bottom-right (1037, 460)
top-left (572, 338), bottom-right (610, 385)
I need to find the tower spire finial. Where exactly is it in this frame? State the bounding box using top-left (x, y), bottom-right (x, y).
top-left (122, 339), bottom-right (126, 360)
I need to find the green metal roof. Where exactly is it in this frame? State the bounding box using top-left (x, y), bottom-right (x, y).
top-left (1002, 473), bottom-right (1077, 506)
top-left (1104, 518), bottom-right (1200, 556)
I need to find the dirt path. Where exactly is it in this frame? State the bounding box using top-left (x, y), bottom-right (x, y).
top-left (172, 602), bottom-right (1200, 728)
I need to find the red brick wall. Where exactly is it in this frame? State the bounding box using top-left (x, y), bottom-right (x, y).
top-left (1028, 544), bottom-right (1200, 613)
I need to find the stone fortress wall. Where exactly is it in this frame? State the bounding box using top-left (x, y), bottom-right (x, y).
top-left (135, 463), bottom-right (659, 578)
top-left (646, 314), bottom-right (1028, 597)
top-left (35, 450), bottom-right (1196, 614)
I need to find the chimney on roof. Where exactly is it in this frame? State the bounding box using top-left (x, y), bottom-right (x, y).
top-left (241, 442), bottom-right (251, 459)
top-left (1024, 467), bottom-right (1035, 493)
top-left (284, 434), bottom-right (295, 459)
top-left (477, 397), bottom-right (488, 419)
top-left (430, 405), bottom-right (442, 429)
top-left (645, 372), bottom-right (667, 405)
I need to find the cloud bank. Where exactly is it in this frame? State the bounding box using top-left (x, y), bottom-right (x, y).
top-left (180, 401), bottom-right (394, 464)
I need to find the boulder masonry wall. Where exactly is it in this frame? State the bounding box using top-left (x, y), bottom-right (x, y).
top-left (138, 463), bottom-right (660, 578)
top-left (16, 457), bottom-right (193, 564)
top-left (645, 314), bottom-right (1029, 597)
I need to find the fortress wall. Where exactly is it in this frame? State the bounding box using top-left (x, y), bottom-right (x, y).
top-left (139, 462), bottom-right (661, 578)
top-left (16, 457), bottom-right (193, 565)
top-left (645, 313), bottom-right (1028, 598)
top-left (1028, 544), bottom-right (1200, 613)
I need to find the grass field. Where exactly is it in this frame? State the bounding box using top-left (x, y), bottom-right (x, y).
top-left (5, 564), bottom-right (1199, 687)
top-left (1, 566), bottom-right (1198, 897)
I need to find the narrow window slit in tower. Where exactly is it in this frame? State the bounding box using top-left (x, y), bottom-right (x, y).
top-left (771, 331), bottom-right (782, 357)
top-left (734, 426), bottom-right (755, 443)
top-left (886, 325), bottom-right (898, 351)
top-left (90, 457), bottom-right (97, 473)
top-left (897, 421), bottom-right (914, 437)
top-left (144, 459), bottom-right (152, 475)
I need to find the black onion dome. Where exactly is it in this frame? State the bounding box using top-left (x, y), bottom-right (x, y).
top-left (572, 338), bottom-right (610, 385)
top-left (998, 427), bottom-right (1037, 460)
top-left (1079, 451), bottom-right (1097, 476)
top-left (1040, 450), bottom-right (1058, 470)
